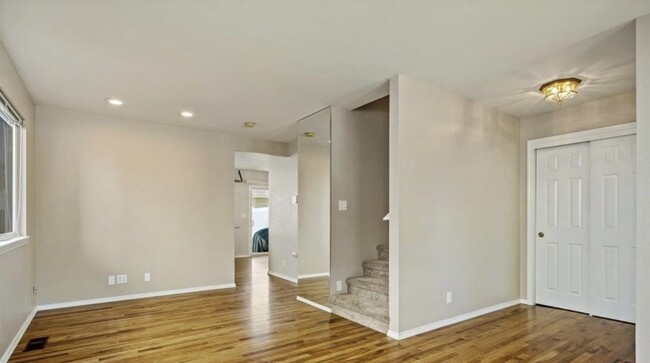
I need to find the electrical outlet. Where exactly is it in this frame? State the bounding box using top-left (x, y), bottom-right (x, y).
top-left (116, 274), bottom-right (128, 284)
top-left (338, 200), bottom-right (348, 211)
top-left (108, 275), bottom-right (116, 285)
top-left (336, 280), bottom-right (343, 291)
top-left (446, 291), bottom-right (452, 304)
top-left (144, 272), bottom-right (151, 282)
top-left (282, 259), bottom-right (286, 267)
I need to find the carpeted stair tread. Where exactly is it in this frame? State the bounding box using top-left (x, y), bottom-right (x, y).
top-left (346, 276), bottom-right (388, 294)
top-left (331, 294), bottom-right (388, 324)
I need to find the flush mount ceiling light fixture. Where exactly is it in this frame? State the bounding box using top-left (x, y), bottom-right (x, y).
top-left (180, 111), bottom-right (193, 118)
top-left (243, 121), bottom-right (256, 128)
top-left (105, 97), bottom-right (124, 106)
top-left (304, 131), bottom-right (315, 138)
top-left (539, 77), bottom-right (582, 104)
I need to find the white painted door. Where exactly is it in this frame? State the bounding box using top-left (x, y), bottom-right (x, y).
top-left (536, 142), bottom-right (590, 313)
top-left (590, 135), bottom-right (636, 323)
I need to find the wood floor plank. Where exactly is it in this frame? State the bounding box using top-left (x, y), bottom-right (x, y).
top-left (10, 256), bottom-right (635, 362)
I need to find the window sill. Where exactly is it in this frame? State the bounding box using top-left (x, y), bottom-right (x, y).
top-left (0, 236), bottom-right (30, 256)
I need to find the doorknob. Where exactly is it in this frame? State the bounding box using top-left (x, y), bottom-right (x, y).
top-left (538, 232), bottom-right (545, 238)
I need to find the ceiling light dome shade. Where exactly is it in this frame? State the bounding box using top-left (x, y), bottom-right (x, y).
top-left (539, 77), bottom-right (582, 103)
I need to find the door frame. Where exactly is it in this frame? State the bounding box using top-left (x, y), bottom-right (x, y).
top-left (525, 122), bottom-right (636, 305)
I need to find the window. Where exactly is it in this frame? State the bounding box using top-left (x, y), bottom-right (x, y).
top-left (0, 92), bottom-right (22, 241)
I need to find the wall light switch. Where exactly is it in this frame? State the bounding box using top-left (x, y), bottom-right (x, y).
top-left (291, 195), bottom-right (298, 204)
top-left (446, 291), bottom-right (452, 304)
top-left (108, 275), bottom-right (116, 286)
top-left (117, 274), bottom-right (128, 284)
top-left (336, 280), bottom-right (343, 291)
top-left (240, 213), bottom-right (247, 219)
top-left (338, 200), bottom-right (348, 211)
top-left (144, 272), bottom-right (151, 282)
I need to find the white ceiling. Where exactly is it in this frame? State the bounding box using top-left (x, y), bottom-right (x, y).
top-left (0, 1), bottom-right (648, 142)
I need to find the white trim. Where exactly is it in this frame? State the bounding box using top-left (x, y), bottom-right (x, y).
top-left (526, 122), bottom-right (636, 304)
top-left (37, 283), bottom-right (236, 311)
top-left (235, 254), bottom-right (251, 258)
top-left (1, 307), bottom-right (37, 363)
top-left (298, 272), bottom-right (330, 279)
top-left (296, 296), bottom-right (332, 313)
top-left (0, 235), bottom-right (29, 256)
top-left (267, 270), bottom-right (297, 284)
top-left (519, 298), bottom-right (533, 306)
top-left (387, 299), bottom-right (521, 340)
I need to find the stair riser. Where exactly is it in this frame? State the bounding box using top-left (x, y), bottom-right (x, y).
top-left (363, 267), bottom-right (389, 278)
top-left (377, 247), bottom-right (389, 261)
top-left (332, 306), bottom-right (388, 334)
top-left (346, 279), bottom-right (388, 295)
top-left (349, 285), bottom-right (388, 304)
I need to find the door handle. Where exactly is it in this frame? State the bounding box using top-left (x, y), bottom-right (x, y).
top-left (538, 232), bottom-right (545, 238)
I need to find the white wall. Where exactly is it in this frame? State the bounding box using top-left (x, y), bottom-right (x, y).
top-left (330, 97), bottom-right (389, 294)
top-left (0, 40), bottom-right (35, 359)
top-left (34, 107), bottom-right (288, 304)
top-left (268, 154), bottom-right (298, 281)
top-left (636, 14), bottom-right (650, 363)
top-left (518, 92), bottom-right (636, 298)
top-left (298, 143), bottom-right (330, 276)
top-left (390, 75), bottom-right (519, 333)
top-left (233, 170), bottom-right (268, 257)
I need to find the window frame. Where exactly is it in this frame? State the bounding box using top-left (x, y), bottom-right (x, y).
top-left (0, 92), bottom-right (24, 244)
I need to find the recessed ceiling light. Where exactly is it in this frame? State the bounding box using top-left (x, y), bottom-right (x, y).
top-left (244, 121), bottom-right (256, 128)
top-left (180, 111), bottom-right (194, 118)
top-left (105, 98), bottom-right (124, 106)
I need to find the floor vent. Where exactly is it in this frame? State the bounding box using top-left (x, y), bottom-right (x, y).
top-left (24, 337), bottom-right (48, 352)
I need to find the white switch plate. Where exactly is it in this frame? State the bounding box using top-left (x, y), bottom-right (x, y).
top-left (240, 213), bottom-right (247, 219)
top-left (338, 200), bottom-right (348, 211)
top-left (336, 280), bottom-right (343, 291)
top-left (291, 195), bottom-right (298, 204)
top-left (144, 272), bottom-right (151, 282)
top-left (108, 275), bottom-right (115, 285)
top-left (117, 274), bottom-right (128, 284)
top-left (446, 291), bottom-right (452, 304)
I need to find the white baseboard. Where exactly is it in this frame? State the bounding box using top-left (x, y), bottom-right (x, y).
top-left (296, 296), bottom-right (332, 313)
top-left (267, 270), bottom-right (297, 284)
top-left (1, 306), bottom-right (37, 363)
top-left (298, 272), bottom-right (330, 279)
top-left (387, 299), bottom-right (521, 340)
top-left (235, 254), bottom-right (251, 258)
top-left (37, 283), bottom-right (236, 311)
top-left (519, 298), bottom-right (534, 305)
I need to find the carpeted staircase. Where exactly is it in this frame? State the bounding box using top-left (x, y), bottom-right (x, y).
top-left (331, 244), bottom-right (389, 333)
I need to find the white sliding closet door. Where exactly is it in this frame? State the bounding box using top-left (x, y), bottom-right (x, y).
top-left (535, 142), bottom-right (590, 313)
top-left (590, 135), bottom-right (636, 323)
top-left (535, 135), bottom-right (637, 323)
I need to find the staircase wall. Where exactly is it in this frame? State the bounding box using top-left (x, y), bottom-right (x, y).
top-left (330, 97), bottom-right (389, 295)
top-left (389, 75), bottom-right (520, 334)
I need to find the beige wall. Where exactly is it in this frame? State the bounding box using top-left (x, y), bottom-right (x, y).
top-left (233, 170), bottom-right (268, 257)
top-left (298, 143), bottom-right (330, 276)
top-left (518, 92), bottom-right (636, 298)
top-left (390, 75), bottom-right (519, 333)
top-left (636, 14), bottom-right (650, 363)
top-left (0, 41), bottom-right (35, 358)
top-left (268, 154), bottom-right (298, 280)
top-left (34, 106), bottom-right (288, 304)
top-left (330, 97), bottom-right (389, 295)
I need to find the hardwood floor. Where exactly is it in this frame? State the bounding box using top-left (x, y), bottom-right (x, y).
top-left (298, 276), bottom-right (330, 308)
top-left (11, 256), bottom-right (635, 362)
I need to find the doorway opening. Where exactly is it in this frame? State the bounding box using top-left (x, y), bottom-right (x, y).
top-left (250, 187), bottom-right (269, 255)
